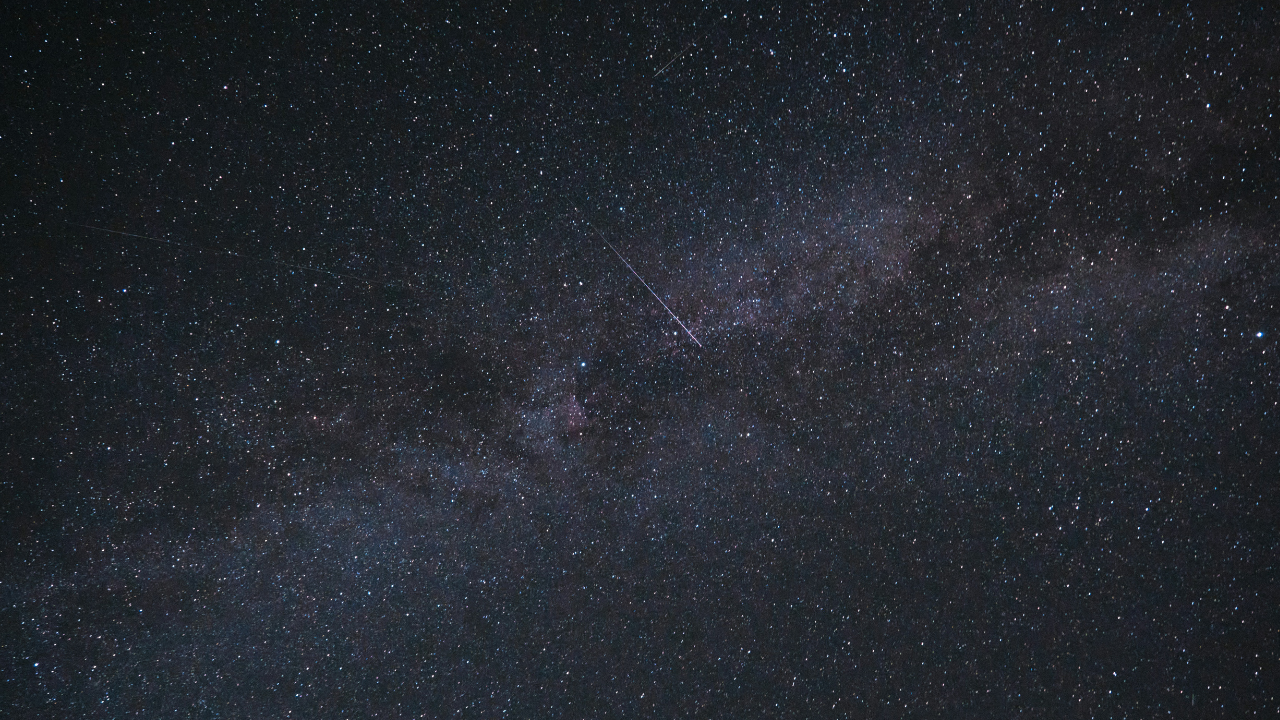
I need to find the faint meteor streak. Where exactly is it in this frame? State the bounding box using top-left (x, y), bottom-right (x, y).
top-left (653, 34), bottom-right (702, 78)
top-left (583, 220), bottom-right (703, 348)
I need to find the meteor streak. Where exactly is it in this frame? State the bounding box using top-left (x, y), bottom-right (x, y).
top-left (654, 25), bottom-right (714, 80)
top-left (584, 220), bottom-right (702, 348)
top-left (653, 37), bottom-right (698, 78)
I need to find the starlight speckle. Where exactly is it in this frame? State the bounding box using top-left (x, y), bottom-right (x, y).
top-left (6, 5), bottom-right (1274, 718)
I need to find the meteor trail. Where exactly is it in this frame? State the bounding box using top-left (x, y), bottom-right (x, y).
top-left (584, 219), bottom-right (702, 348)
top-left (654, 35), bottom-right (701, 78)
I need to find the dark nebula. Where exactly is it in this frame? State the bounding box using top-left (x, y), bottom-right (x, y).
top-left (4, 3), bottom-right (1277, 717)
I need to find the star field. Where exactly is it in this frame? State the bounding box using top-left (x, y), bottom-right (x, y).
top-left (3, 3), bottom-right (1278, 717)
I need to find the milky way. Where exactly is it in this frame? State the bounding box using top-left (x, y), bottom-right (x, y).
top-left (4, 4), bottom-right (1277, 717)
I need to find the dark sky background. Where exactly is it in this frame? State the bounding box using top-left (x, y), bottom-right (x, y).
top-left (4, 2), bottom-right (1278, 717)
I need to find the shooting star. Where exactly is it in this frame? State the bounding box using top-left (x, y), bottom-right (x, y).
top-left (653, 34), bottom-right (701, 78)
top-left (583, 219), bottom-right (702, 348)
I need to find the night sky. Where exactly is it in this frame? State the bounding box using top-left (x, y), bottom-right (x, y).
top-left (4, 3), bottom-right (1278, 717)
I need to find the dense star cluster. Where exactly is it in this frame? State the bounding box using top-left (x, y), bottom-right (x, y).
top-left (3, 3), bottom-right (1277, 717)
